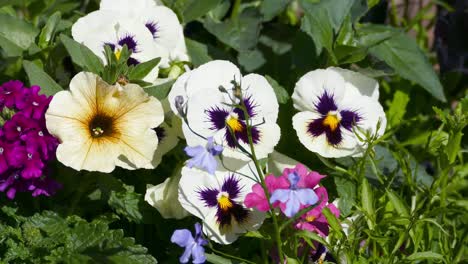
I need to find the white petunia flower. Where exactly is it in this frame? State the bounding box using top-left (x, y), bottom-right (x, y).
top-left (72, 11), bottom-right (168, 83)
top-left (292, 67), bottom-right (386, 158)
top-left (45, 72), bottom-right (164, 172)
top-left (168, 60), bottom-right (281, 162)
top-left (145, 170), bottom-right (189, 219)
top-left (100, 0), bottom-right (188, 63)
top-left (178, 162), bottom-right (266, 244)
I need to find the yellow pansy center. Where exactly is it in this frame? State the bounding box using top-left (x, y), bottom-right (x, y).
top-left (305, 215), bottom-right (316, 222)
top-left (217, 192), bottom-right (233, 211)
top-left (114, 49), bottom-right (122, 60)
top-left (226, 114), bottom-right (243, 132)
top-left (323, 111), bottom-right (340, 132)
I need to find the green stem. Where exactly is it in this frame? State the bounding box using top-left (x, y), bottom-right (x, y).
top-left (230, 0), bottom-right (242, 19)
top-left (239, 98), bottom-right (284, 263)
top-left (210, 245), bottom-right (256, 264)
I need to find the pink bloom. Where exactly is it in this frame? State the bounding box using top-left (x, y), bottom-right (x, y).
top-left (16, 85), bottom-right (52, 120)
top-left (244, 164), bottom-right (326, 217)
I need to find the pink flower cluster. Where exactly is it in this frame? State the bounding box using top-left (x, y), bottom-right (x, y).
top-left (244, 164), bottom-right (339, 237)
top-left (0, 80), bottom-right (61, 199)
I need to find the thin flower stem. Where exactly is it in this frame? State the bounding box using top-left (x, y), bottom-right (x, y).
top-left (209, 245), bottom-right (256, 264)
top-left (238, 94), bottom-right (284, 263)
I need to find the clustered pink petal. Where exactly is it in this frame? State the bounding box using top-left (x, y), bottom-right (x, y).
top-left (0, 80), bottom-right (61, 199)
top-left (245, 163), bottom-right (340, 237)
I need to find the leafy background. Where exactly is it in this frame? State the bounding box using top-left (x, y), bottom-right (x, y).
top-left (0, 0), bottom-right (466, 263)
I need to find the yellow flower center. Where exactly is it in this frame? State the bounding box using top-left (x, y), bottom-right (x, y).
top-left (217, 195), bottom-right (233, 211)
top-left (323, 112), bottom-right (340, 131)
top-left (305, 215), bottom-right (316, 222)
top-left (226, 116), bottom-right (243, 132)
top-left (114, 49), bottom-right (122, 60)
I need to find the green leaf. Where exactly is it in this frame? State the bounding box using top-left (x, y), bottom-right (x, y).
top-left (295, 230), bottom-right (328, 246)
top-left (0, 13), bottom-right (39, 51)
top-left (183, 0), bottom-right (221, 22)
top-left (108, 184), bottom-right (144, 223)
top-left (406, 252), bottom-right (444, 261)
top-left (387, 89), bottom-right (409, 127)
top-left (205, 253), bottom-right (237, 264)
top-left (185, 38), bottom-right (212, 66)
top-left (145, 79), bottom-right (176, 100)
top-left (446, 131), bottom-right (463, 163)
top-left (203, 8), bottom-right (262, 52)
top-left (38, 11), bottom-right (61, 48)
top-left (23, 60), bottom-right (63, 96)
top-left (60, 34), bottom-right (104, 74)
top-left (386, 190), bottom-right (409, 217)
top-left (335, 176), bottom-right (356, 216)
top-left (264, 75), bottom-right (289, 104)
top-left (360, 177), bottom-right (375, 229)
top-left (358, 24), bottom-right (446, 101)
top-left (0, 35), bottom-right (23, 57)
top-left (128, 57), bottom-right (161, 81)
top-left (237, 49), bottom-right (266, 71)
top-left (299, 0), bottom-right (355, 56)
top-left (322, 207), bottom-right (343, 239)
top-left (260, 0), bottom-right (290, 21)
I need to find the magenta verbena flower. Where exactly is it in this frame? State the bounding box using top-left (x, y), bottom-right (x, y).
top-left (0, 80), bottom-right (60, 199)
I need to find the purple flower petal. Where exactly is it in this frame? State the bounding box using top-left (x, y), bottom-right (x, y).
top-left (296, 188), bottom-right (319, 206)
top-left (270, 189), bottom-right (291, 204)
top-left (171, 229), bottom-right (194, 248)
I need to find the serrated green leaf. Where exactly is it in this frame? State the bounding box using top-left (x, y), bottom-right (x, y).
top-left (0, 13), bottom-right (39, 51)
top-left (205, 253), bottom-right (237, 264)
top-left (183, 0), bottom-right (221, 22)
top-left (237, 49), bottom-right (266, 71)
top-left (260, 0), bottom-right (290, 21)
top-left (108, 184), bottom-right (144, 223)
top-left (128, 57), bottom-right (161, 81)
top-left (299, 0), bottom-right (355, 56)
top-left (203, 9), bottom-right (262, 52)
top-left (23, 60), bottom-right (63, 96)
top-left (446, 131), bottom-right (463, 163)
top-left (358, 24), bottom-right (446, 101)
top-left (186, 38), bottom-right (212, 66)
top-left (38, 11), bottom-right (61, 48)
top-left (335, 176), bottom-right (356, 216)
top-left (145, 79), bottom-right (175, 100)
top-left (265, 75), bottom-right (289, 104)
top-left (60, 34), bottom-right (104, 74)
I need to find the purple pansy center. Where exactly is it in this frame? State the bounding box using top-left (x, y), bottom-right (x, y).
top-left (104, 34), bottom-right (140, 66)
top-left (198, 175), bottom-right (249, 229)
top-left (206, 96), bottom-right (261, 148)
top-left (307, 91), bottom-right (361, 146)
top-left (145, 21), bottom-right (159, 39)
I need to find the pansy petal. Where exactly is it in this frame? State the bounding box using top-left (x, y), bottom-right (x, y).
top-left (292, 69), bottom-right (346, 112)
top-left (171, 229), bottom-right (194, 248)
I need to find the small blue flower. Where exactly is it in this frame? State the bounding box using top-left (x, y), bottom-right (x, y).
top-left (269, 172), bottom-right (319, 217)
top-left (184, 137), bottom-right (223, 175)
top-left (171, 223), bottom-right (208, 264)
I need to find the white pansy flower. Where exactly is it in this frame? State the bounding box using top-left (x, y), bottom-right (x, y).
top-left (168, 60), bottom-right (281, 162)
top-left (145, 170), bottom-right (189, 219)
top-left (72, 11), bottom-right (168, 83)
top-left (292, 67), bottom-right (386, 158)
top-left (100, 0), bottom-right (188, 63)
top-left (178, 162), bottom-right (266, 244)
top-left (45, 72), bottom-right (164, 172)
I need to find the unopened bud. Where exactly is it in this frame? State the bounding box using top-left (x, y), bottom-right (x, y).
top-left (174, 96), bottom-right (186, 117)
